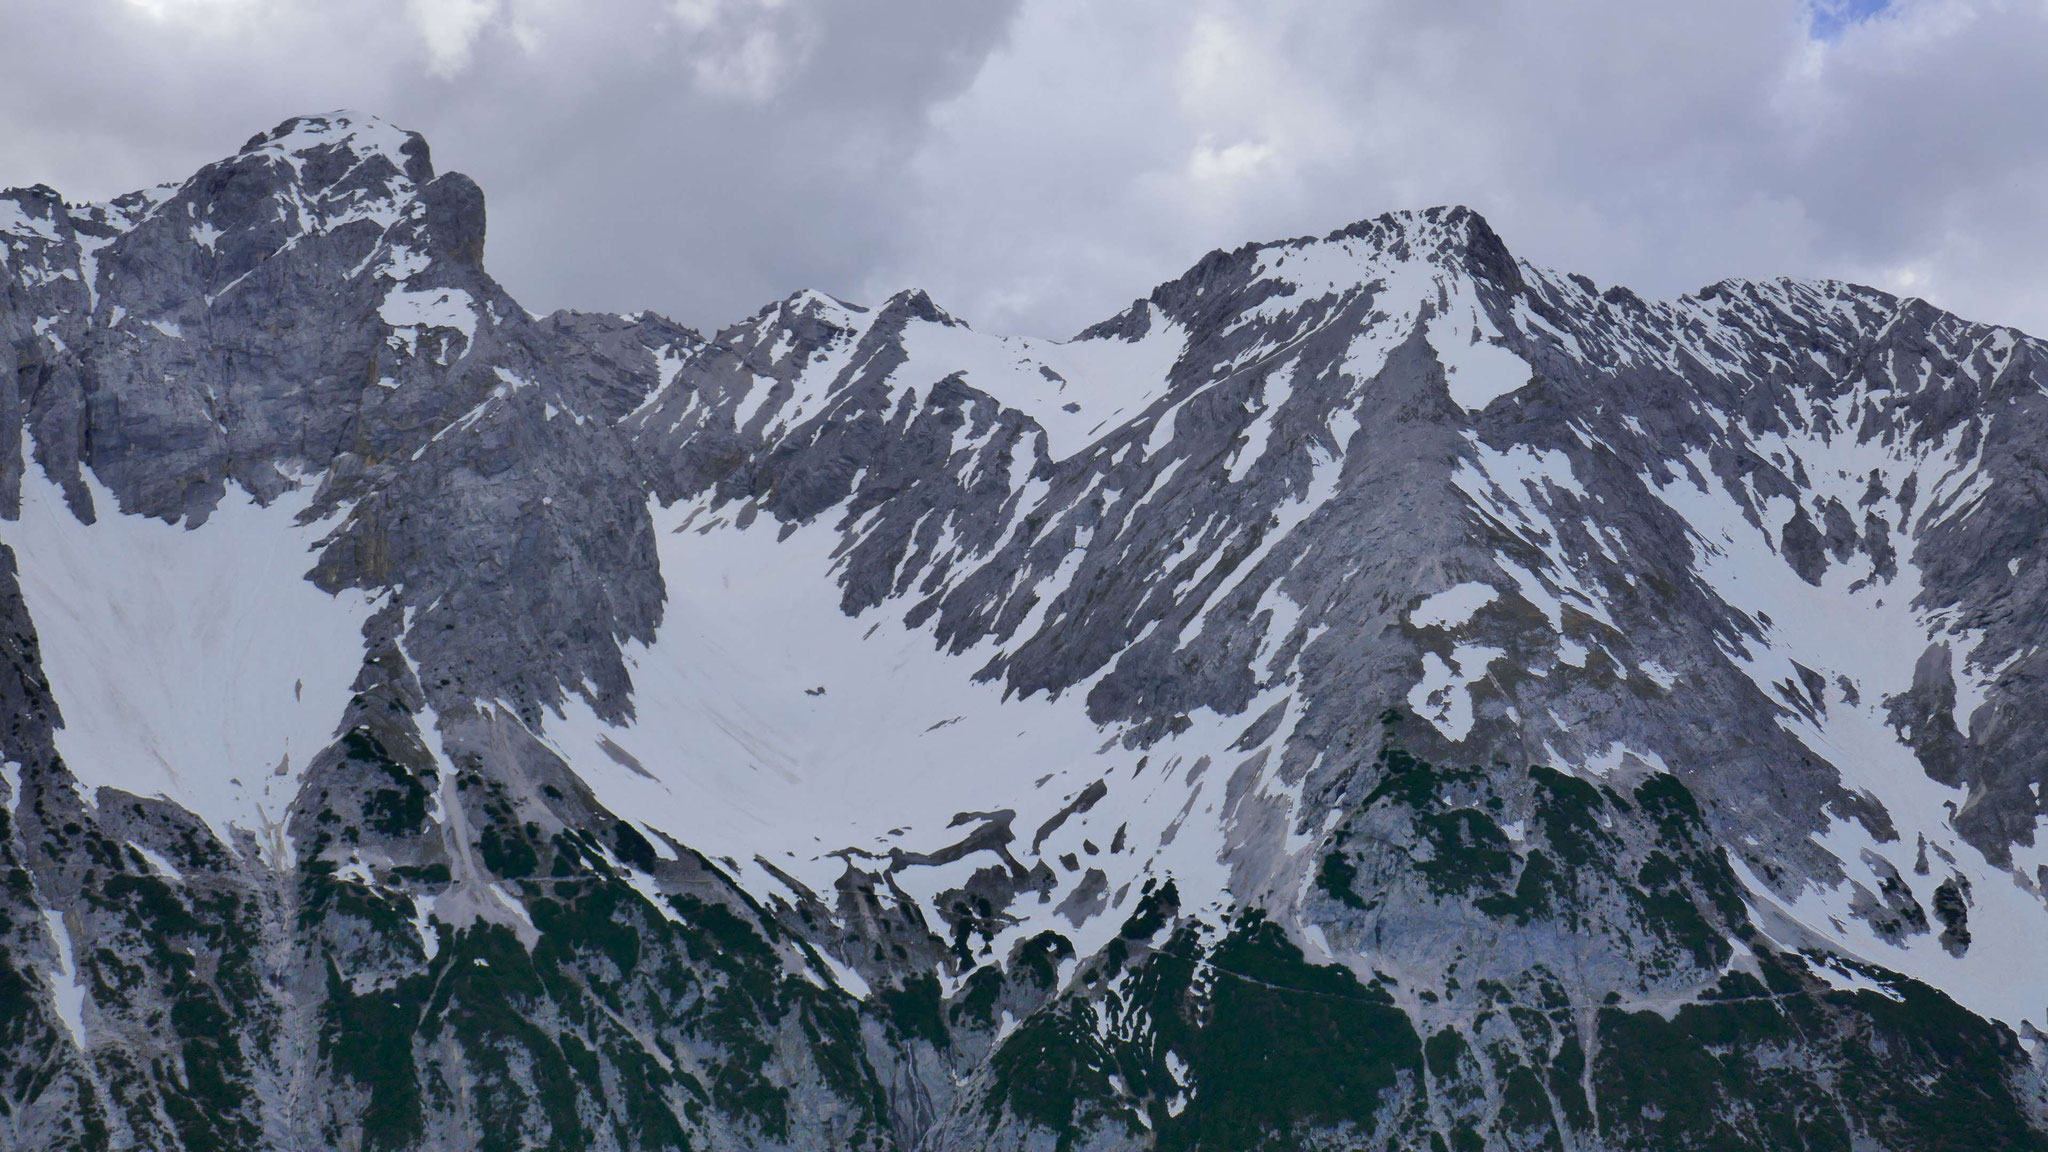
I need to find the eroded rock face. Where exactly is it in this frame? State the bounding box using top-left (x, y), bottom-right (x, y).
top-left (1, 113), bottom-right (2044, 1151)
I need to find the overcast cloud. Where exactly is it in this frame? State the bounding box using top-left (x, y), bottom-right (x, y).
top-left (4, 0), bottom-right (2045, 340)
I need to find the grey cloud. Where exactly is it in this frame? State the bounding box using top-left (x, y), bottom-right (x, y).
top-left (0, 0), bottom-right (1021, 327)
top-left (873, 0), bottom-right (2048, 338)
top-left (421, 0), bottom-right (1022, 324)
top-left (4, 0), bottom-right (2046, 339)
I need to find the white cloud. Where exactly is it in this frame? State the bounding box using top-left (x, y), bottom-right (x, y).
top-left (407, 0), bottom-right (501, 78)
top-left (120, 0), bottom-right (257, 26)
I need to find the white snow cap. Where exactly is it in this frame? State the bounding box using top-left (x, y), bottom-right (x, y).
top-left (240, 111), bottom-right (425, 173)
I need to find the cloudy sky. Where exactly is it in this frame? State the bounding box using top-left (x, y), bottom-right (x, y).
top-left (4, 0), bottom-right (2044, 340)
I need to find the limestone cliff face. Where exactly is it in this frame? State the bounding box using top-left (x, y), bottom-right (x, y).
top-left (0, 113), bottom-right (2042, 1151)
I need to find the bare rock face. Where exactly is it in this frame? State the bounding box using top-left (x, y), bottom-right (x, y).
top-left (1, 114), bottom-right (2045, 1151)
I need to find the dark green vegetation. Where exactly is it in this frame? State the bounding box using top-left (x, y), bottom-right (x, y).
top-left (0, 683), bottom-right (900, 1152)
top-left (300, 783), bottom-right (900, 1152)
top-left (1319, 739), bottom-right (1750, 985)
top-left (1, 768), bottom-right (272, 1152)
top-left (1595, 953), bottom-right (2043, 1150)
top-left (4, 709), bottom-right (2044, 1151)
top-left (972, 735), bottom-right (2048, 1151)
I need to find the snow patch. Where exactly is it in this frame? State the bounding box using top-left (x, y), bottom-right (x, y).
top-left (411, 893), bottom-right (440, 960)
top-left (1409, 582), bottom-right (1498, 632)
top-left (379, 286), bottom-right (477, 357)
top-left (130, 843), bottom-right (184, 881)
top-left (1427, 301), bottom-right (1531, 413)
top-left (538, 497), bottom-right (1256, 985)
top-left (6, 452), bottom-right (374, 860)
top-left (540, 501), bottom-right (1120, 901)
top-left (894, 306), bottom-right (1185, 460)
top-left (1803, 952), bottom-right (1905, 1002)
top-left (1408, 645), bottom-right (1505, 743)
top-left (1653, 437), bottom-right (2048, 1033)
top-left (0, 199), bottom-right (63, 241)
top-left (40, 910), bottom-right (88, 1048)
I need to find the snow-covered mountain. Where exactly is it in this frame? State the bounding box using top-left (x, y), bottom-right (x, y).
top-left (2, 112), bottom-right (2044, 1151)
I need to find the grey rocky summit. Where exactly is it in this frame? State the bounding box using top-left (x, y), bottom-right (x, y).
top-left (1, 112), bottom-right (2044, 1151)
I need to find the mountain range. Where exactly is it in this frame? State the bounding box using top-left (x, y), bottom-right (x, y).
top-left (2, 111), bottom-right (2045, 1151)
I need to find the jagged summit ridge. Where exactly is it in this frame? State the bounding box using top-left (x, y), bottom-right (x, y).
top-left (3, 115), bottom-right (2047, 1152)
top-left (238, 110), bottom-right (435, 179)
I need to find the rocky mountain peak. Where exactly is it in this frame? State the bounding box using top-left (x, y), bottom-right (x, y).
top-left (238, 109), bottom-right (436, 185)
top-left (1131, 204), bottom-right (1519, 334)
top-left (1326, 203), bottom-right (1522, 281)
